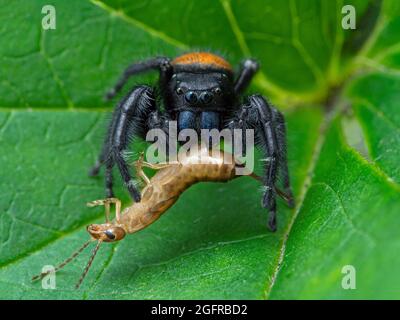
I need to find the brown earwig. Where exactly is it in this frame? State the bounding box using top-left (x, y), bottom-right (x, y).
top-left (32, 148), bottom-right (292, 288)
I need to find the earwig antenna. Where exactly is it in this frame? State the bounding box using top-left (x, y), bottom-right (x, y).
top-left (75, 240), bottom-right (102, 289)
top-left (32, 239), bottom-right (92, 282)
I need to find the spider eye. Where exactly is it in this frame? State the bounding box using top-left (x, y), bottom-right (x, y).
top-left (185, 91), bottom-right (198, 104)
top-left (200, 91), bottom-right (213, 104)
top-left (214, 87), bottom-right (222, 95)
top-left (176, 87), bottom-right (184, 95)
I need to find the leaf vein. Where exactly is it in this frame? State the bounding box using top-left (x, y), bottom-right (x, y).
top-left (218, 0), bottom-right (290, 99)
top-left (89, 0), bottom-right (188, 50)
top-left (312, 182), bottom-right (376, 247)
top-left (39, 27), bottom-right (75, 109)
top-left (264, 111), bottom-right (331, 299)
top-left (289, 0), bottom-right (324, 86)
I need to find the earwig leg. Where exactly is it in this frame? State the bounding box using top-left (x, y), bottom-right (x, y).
top-left (137, 152), bottom-right (171, 171)
top-left (105, 202), bottom-right (110, 223)
top-left (114, 198), bottom-right (122, 223)
top-left (133, 152), bottom-right (171, 185)
top-left (134, 152), bottom-right (151, 185)
top-left (141, 161), bottom-right (170, 170)
top-left (87, 199), bottom-right (111, 223)
top-left (87, 198), bottom-right (121, 223)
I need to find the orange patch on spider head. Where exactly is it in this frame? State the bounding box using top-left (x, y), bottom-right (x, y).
top-left (172, 52), bottom-right (232, 71)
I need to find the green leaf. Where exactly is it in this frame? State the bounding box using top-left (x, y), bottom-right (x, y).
top-left (268, 118), bottom-right (400, 299)
top-left (267, 0), bottom-right (400, 298)
top-left (0, 0), bottom-right (399, 299)
top-left (349, 73), bottom-right (400, 183)
top-left (0, 107), bottom-right (322, 298)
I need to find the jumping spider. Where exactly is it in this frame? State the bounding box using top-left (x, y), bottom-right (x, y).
top-left (89, 52), bottom-right (294, 231)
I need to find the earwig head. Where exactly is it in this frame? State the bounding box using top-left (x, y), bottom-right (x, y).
top-left (32, 223), bottom-right (126, 289)
top-left (87, 223), bottom-right (126, 242)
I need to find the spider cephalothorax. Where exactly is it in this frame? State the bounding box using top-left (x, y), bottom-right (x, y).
top-left (89, 52), bottom-right (294, 231)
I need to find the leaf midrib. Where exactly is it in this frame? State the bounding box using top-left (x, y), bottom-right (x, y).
top-left (264, 108), bottom-right (331, 298)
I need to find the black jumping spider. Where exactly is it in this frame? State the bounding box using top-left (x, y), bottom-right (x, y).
top-left (89, 52), bottom-right (294, 231)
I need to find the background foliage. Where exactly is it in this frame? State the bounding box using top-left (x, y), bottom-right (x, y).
top-left (0, 0), bottom-right (399, 299)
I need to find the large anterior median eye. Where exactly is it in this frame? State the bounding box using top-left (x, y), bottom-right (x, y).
top-left (200, 91), bottom-right (213, 104)
top-left (185, 91), bottom-right (198, 104)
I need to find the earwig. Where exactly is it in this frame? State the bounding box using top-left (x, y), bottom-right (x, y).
top-left (32, 148), bottom-right (292, 288)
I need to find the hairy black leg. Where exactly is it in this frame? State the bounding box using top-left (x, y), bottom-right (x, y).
top-left (272, 109), bottom-right (295, 208)
top-left (147, 109), bottom-right (172, 162)
top-left (88, 139), bottom-right (109, 177)
top-left (234, 59), bottom-right (259, 95)
top-left (105, 161), bottom-right (114, 198)
top-left (90, 56), bottom-right (171, 177)
top-left (88, 159), bottom-right (102, 177)
top-left (226, 94), bottom-right (292, 231)
top-left (96, 85), bottom-right (161, 201)
top-left (105, 57), bottom-right (171, 100)
top-left (110, 85), bottom-right (157, 201)
top-left (227, 107), bottom-right (247, 157)
top-left (251, 95), bottom-right (279, 231)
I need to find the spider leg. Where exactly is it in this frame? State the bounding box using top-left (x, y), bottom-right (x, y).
top-left (91, 85), bottom-right (168, 202)
top-left (227, 94), bottom-right (292, 231)
top-left (88, 138), bottom-right (109, 177)
top-left (254, 96), bottom-right (279, 231)
top-left (273, 109), bottom-right (295, 208)
top-left (234, 59), bottom-right (259, 95)
top-left (105, 57), bottom-right (171, 100)
top-left (105, 160), bottom-right (114, 198)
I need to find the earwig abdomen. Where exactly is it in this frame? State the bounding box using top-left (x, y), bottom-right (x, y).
top-left (120, 149), bottom-right (238, 234)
